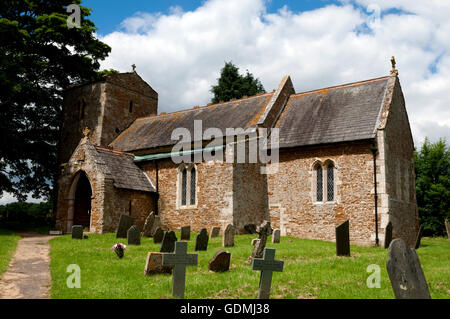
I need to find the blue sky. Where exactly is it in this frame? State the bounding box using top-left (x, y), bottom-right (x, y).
top-left (83, 0), bottom-right (340, 35)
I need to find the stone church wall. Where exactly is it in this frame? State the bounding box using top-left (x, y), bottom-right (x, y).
top-left (266, 141), bottom-right (378, 246)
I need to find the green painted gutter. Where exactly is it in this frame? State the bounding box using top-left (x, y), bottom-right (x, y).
top-left (133, 144), bottom-right (225, 163)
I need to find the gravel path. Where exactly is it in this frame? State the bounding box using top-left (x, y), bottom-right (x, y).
top-left (0, 232), bottom-right (52, 299)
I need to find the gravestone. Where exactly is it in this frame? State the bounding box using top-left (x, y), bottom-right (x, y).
top-left (252, 248), bottom-right (284, 299)
top-left (127, 225), bottom-right (141, 245)
top-left (384, 221), bottom-right (393, 249)
top-left (160, 231), bottom-right (178, 253)
top-left (251, 238), bottom-right (259, 246)
top-left (210, 226), bottom-right (220, 238)
top-left (144, 252), bottom-right (172, 275)
top-left (446, 219), bottom-right (450, 241)
top-left (162, 241), bottom-right (198, 299)
top-left (386, 238), bottom-right (431, 299)
top-left (336, 219), bottom-right (350, 256)
top-left (180, 226), bottom-right (191, 241)
top-left (208, 250), bottom-right (231, 272)
top-left (150, 216), bottom-right (161, 236)
top-left (272, 229), bottom-right (281, 244)
top-left (249, 221), bottom-right (272, 262)
top-left (222, 224), bottom-right (235, 247)
top-left (414, 225), bottom-right (424, 249)
top-left (71, 225), bottom-right (83, 239)
top-left (195, 228), bottom-right (209, 251)
top-left (116, 214), bottom-right (134, 238)
top-left (244, 224), bottom-right (257, 234)
top-left (142, 212), bottom-right (155, 237)
top-left (153, 227), bottom-right (164, 244)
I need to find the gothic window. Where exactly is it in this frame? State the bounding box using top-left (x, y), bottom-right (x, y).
top-left (316, 165), bottom-right (323, 202)
top-left (190, 167), bottom-right (196, 205)
top-left (178, 164), bottom-right (197, 208)
top-left (327, 164), bottom-right (334, 201)
top-left (181, 167), bottom-right (187, 206)
top-left (79, 100), bottom-right (86, 119)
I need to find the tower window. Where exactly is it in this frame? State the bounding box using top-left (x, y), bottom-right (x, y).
top-left (129, 100), bottom-right (133, 113)
top-left (80, 100), bottom-right (86, 119)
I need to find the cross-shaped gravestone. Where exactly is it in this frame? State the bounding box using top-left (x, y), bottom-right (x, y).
top-left (251, 248), bottom-right (284, 299)
top-left (162, 241), bottom-right (198, 299)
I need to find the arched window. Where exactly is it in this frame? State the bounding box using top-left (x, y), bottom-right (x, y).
top-left (316, 165), bottom-right (323, 202)
top-left (190, 167), bottom-right (196, 205)
top-left (327, 164), bottom-right (334, 201)
top-left (181, 167), bottom-right (187, 206)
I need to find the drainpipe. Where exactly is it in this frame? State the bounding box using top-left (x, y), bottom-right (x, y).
top-left (371, 144), bottom-right (379, 247)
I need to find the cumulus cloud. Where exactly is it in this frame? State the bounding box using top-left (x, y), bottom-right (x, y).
top-left (98, 0), bottom-right (450, 147)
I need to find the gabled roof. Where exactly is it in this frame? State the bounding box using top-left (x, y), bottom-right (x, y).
top-left (110, 93), bottom-right (273, 152)
top-left (91, 146), bottom-right (155, 192)
top-left (274, 76), bottom-right (390, 149)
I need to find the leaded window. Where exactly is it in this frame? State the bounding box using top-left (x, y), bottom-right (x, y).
top-left (181, 168), bottom-right (187, 206)
top-left (190, 167), bottom-right (196, 205)
top-left (316, 166), bottom-right (323, 202)
top-left (327, 164), bottom-right (334, 201)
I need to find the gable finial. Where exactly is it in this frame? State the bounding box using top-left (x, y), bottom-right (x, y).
top-left (390, 56), bottom-right (398, 76)
top-left (82, 127), bottom-right (91, 137)
top-left (132, 64), bottom-right (136, 72)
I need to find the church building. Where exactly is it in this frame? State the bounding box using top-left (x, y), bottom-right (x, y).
top-left (55, 60), bottom-right (419, 247)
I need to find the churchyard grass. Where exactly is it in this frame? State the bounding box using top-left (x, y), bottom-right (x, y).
top-left (0, 229), bottom-right (21, 277)
top-left (49, 233), bottom-right (449, 299)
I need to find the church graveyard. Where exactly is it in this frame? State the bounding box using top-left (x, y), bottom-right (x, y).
top-left (48, 230), bottom-right (449, 299)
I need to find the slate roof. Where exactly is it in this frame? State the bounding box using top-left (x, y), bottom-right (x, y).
top-left (110, 93), bottom-right (274, 152)
top-left (92, 146), bottom-right (156, 192)
top-left (274, 77), bottom-right (389, 149)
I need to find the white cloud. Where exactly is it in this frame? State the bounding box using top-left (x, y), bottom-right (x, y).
top-left (98, 0), bottom-right (450, 146)
top-left (0, 192), bottom-right (44, 205)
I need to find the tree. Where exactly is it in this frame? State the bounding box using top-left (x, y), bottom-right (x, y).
top-left (0, 0), bottom-right (112, 202)
top-left (414, 138), bottom-right (450, 236)
top-left (211, 61), bottom-right (265, 104)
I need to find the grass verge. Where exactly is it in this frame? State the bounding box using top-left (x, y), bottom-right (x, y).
top-left (0, 229), bottom-right (21, 277)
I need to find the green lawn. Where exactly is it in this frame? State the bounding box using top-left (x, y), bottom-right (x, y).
top-left (49, 233), bottom-right (450, 299)
top-left (0, 229), bottom-right (21, 277)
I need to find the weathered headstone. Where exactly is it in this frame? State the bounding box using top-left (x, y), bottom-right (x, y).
top-left (222, 224), bottom-right (235, 247)
top-left (162, 241), bottom-right (198, 299)
top-left (160, 231), bottom-right (178, 253)
top-left (142, 212), bottom-right (155, 237)
top-left (386, 238), bottom-right (431, 299)
top-left (384, 221), bottom-right (393, 249)
top-left (414, 225), bottom-right (424, 249)
top-left (144, 252), bottom-right (172, 276)
top-left (244, 224), bottom-right (257, 234)
top-left (116, 214), bottom-right (134, 238)
top-left (336, 219), bottom-right (350, 256)
top-left (180, 226), bottom-right (191, 241)
top-left (252, 248), bottom-right (284, 299)
top-left (208, 250), bottom-right (231, 272)
top-left (210, 226), bottom-right (220, 238)
top-left (153, 227), bottom-right (164, 244)
top-left (446, 219), bottom-right (450, 242)
top-left (150, 216), bottom-right (161, 236)
top-left (272, 229), bottom-right (281, 244)
top-left (249, 221), bottom-right (272, 262)
top-left (127, 225), bottom-right (141, 245)
top-left (71, 225), bottom-right (83, 239)
top-left (195, 228), bottom-right (209, 251)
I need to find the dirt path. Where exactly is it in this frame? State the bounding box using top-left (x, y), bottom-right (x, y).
top-left (0, 232), bottom-right (52, 299)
